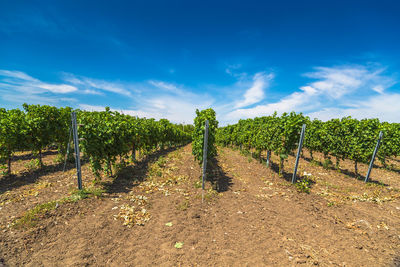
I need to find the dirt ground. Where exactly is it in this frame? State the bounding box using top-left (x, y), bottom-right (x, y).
top-left (0, 144), bottom-right (400, 266)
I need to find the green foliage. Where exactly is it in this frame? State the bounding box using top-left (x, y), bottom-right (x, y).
top-left (0, 108), bottom-right (28, 174)
top-left (216, 111), bottom-right (306, 176)
top-left (295, 177), bottom-right (313, 193)
top-left (192, 108), bottom-right (218, 164)
top-left (217, 111), bottom-right (399, 178)
top-left (305, 117), bottom-right (385, 175)
top-left (69, 187), bottom-right (104, 201)
top-left (23, 104), bottom-right (71, 167)
top-left (24, 158), bottom-right (41, 171)
top-left (77, 108), bottom-right (191, 179)
top-left (174, 242), bottom-right (184, 249)
top-left (0, 104), bottom-right (191, 179)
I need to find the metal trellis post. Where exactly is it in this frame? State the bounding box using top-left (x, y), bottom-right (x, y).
top-left (266, 150), bottom-right (271, 168)
top-left (71, 112), bottom-right (82, 190)
top-left (365, 131), bottom-right (383, 183)
top-left (202, 120), bottom-right (209, 202)
top-left (292, 124), bottom-right (306, 184)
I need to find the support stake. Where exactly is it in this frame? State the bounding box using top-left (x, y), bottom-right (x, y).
top-left (202, 120), bottom-right (209, 202)
top-left (292, 124), bottom-right (306, 184)
top-left (365, 131), bottom-right (383, 183)
top-left (266, 150), bottom-right (271, 168)
top-left (71, 112), bottom-right (82, 190)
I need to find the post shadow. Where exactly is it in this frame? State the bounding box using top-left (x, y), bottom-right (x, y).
top-left (102, 145), bottom-right (183, 194)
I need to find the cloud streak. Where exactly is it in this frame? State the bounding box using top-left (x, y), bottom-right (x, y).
top-left (224, 64), bottom-right (397, 123)
top-left (62, 73), bottom-right (133, 96)
top-left (0, 70), bottom-right (78, 94)
top-left (234, 72), bottom-right (274, 108)
top-left (1, 63), bottom-right (398, 125)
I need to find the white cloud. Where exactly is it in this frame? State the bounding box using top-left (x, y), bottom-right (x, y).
top-left (227, 90), bottom-right (315, 120)
top-left (234, 72), bottom-right (274, 108)
top-left (148, 80), bottom-right (189, 96)
top-left (0, 70), bottom-right (37, 81)
top-left (149, 80), bottom-right (177, 91)
top-left (303, 66), bottom-right (395, 98)
top-left (62, 73), bottom-right (133, 96)
top-left (2, 64), bottom-right (397, 125)
top-left (224, 64), bottom-right (397, 123)
top-left (37, 83), bottom-right (77, 93)
top-left (372, 85), bottom-right (384, 94)
top-left (0, 69), bottom-right (78, 94)
top-left (79, 94), bottom-right (212, 123)
top-left (79, 104), bottom-right (153, 118)
top-left (307, 93), bottom-right (400, 122)
top-left (80, 78), bottom-right (214, 123)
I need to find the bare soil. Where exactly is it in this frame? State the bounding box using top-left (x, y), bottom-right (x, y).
top-left (0, 145), bottom-right (399, 266)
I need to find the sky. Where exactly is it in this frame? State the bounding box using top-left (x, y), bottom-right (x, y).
top-left (0, 0), bottom-right (400, 125)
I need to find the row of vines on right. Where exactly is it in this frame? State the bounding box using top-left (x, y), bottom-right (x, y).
top-left (216, 112), bottom-right (400, 178)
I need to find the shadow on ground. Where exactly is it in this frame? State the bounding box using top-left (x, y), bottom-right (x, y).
top-left (0, 160), bottom-right (76, 195)
top-left (102, 145), bottom-right (183, 194)
top-left (11, 150), bottom-right (59, 161)
top-left (207, 158), bottom-right (233, 192)
top-left (234, 147), bottom-right (317, 188)
top-left (300, 155), bottom-right (389, 186)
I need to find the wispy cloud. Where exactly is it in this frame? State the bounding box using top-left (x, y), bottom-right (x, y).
top-left (80, 79), bottom-right (214, 123)
top-left (1, 63), bottom-right (398, 125)
top-left (303, 65), bottom-right (395, 98)
top-left (0, 69), bottom-right (78, 95)
top-left (148, 80), bottom-right (186, 95)
top-left (224, 64), bottom-right (397, 123)
top-left (307, 93), bottom-right (400, 122)
top-left (62, 73), bottom-right (133, 96)
top-left (234, 72), bottom-right (274, 108)
top-left (79, 104), bottom-right (155, 118)
top-left (80, 92), bottom-right (213, 123)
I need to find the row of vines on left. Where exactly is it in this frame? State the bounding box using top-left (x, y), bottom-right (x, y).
top-left (0, 104), bottom-right (191, 179)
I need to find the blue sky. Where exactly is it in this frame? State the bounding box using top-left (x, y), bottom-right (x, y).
top-left (1, 0), bottom-right (400, 125)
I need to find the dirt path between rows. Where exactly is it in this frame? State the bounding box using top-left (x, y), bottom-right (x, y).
top-left (1, 144), bottom-right (400, 266)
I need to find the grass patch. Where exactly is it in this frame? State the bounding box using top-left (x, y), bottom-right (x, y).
top-left (295, 177), bottom-right (314, 194)
top-left (69, 187), bottom-right (104, 201)
top-left (11, 186), bottom-right (104, 229)
top-left (11, 200), bottom-right (58, 229)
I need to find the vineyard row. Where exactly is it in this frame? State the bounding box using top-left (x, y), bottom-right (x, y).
top-left (0, 104), bottom-right (192, 178)
top-left (216, 112), bottom-right (400, 176)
